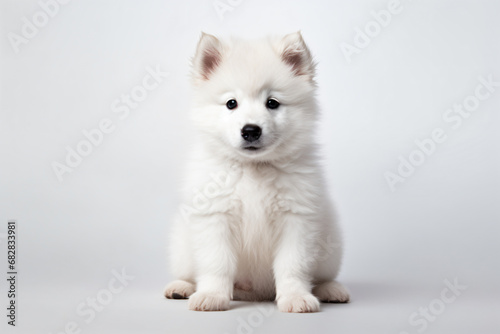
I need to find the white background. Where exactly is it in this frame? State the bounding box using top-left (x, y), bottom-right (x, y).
top-left (1, 0), bottom-right (499, 333)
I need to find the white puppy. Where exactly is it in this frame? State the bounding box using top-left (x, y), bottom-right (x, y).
top-left (164, 32), bottom-right (349, 312)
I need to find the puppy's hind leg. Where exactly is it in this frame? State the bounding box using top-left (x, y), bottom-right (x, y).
top-left (164, 280), bottom-right (196, 299)
top-left (312, 281), bottom-right (350, 303)
top-left (164, 216), bottom-right (196, 299)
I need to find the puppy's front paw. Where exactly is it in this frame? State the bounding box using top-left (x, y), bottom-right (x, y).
top-left (277, 293), bottom-right (320, 313)
top-left (188, 292), bottom-right (230, 311)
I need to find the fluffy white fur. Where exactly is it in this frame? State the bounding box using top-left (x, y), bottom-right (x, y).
top-left (164, 32), bottom-right (349, 312)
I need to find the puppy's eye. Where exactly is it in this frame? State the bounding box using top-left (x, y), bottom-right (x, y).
top-left (226, 99), bottom-right (238, 110)
top-left (266, 98), bottom-right (280, 110)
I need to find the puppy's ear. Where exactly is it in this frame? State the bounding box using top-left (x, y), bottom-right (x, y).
top-left (192, 32), bottom-right (223, 81)
top-left (279, 31), bottom-right (315, 78)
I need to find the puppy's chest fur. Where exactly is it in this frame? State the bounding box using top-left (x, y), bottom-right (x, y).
top-left (226, 164), bottom-right (283, 293)
top-left (225, 162), bottom-right (316, 247)
top-left (232, 164), bottom-right (283, 245)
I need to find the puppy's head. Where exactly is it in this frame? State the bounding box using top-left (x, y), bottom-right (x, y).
top-left (190, 32), bottom-right (318, 163)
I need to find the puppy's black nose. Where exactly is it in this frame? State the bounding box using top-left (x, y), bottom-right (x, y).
top-left (241, 124), bottom-right (262, 142)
